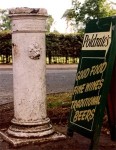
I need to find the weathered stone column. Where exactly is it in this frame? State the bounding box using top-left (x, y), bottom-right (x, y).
top-left (7, 7), bottom-right (54, 138)
top-left (0, 7), bottom-right (65, 146)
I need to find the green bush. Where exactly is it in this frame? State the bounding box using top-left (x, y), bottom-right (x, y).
top-left (0, 32), bottom-right (83, 64)
top-left (0, 31), bottom-right (12, 63)
top-left (46, 33), bottom-right (83, 63)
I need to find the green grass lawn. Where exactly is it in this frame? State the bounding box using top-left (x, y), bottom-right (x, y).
top-left (47, 91), bottom-right (72, 108)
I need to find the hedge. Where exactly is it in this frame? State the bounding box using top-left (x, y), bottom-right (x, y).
top-left (0, 32), bottom-right (83, 64)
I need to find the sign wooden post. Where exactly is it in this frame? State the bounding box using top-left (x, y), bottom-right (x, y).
top-left (107, 59), bottom-right (116, 141)
top-left (67, 16), bottom-right (116, 149)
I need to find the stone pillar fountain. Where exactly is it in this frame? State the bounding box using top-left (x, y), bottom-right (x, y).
top-left (0, 7), bottom-right (66, 147)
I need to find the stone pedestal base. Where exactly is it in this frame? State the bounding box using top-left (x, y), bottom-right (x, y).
top-left (7, 117), bottom-right (54, 138)
top-left (0, 130), bottom-right (66, 147)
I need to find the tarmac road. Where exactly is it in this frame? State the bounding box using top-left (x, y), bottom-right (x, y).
top-left (0, 65), bottom-right (77, 105)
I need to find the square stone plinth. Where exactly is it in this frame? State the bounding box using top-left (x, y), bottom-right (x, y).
top-left (0, 130), bottom-right (66, 147)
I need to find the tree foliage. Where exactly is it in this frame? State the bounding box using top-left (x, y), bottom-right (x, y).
top-left (0, 9), bottom-right (11, 31)
top-left (63, 0), bottom-right (116, 30)
top-left (46, 15), bottom-right (54, 32)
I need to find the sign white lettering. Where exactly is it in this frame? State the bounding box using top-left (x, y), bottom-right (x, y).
top-left (82, 25), bottom-right (112, 51)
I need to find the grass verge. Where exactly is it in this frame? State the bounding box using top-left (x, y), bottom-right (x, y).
top-left (47, 91), bottom-right (72, 108)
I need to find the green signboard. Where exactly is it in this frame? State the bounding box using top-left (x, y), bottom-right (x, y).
top-left (68, 16), bottom-right (116, 148)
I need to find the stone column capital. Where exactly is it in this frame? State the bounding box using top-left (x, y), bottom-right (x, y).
top-left (9, 7), bottom-right (48, 17)
top-left (9, 7), bottom-right (48, 33)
